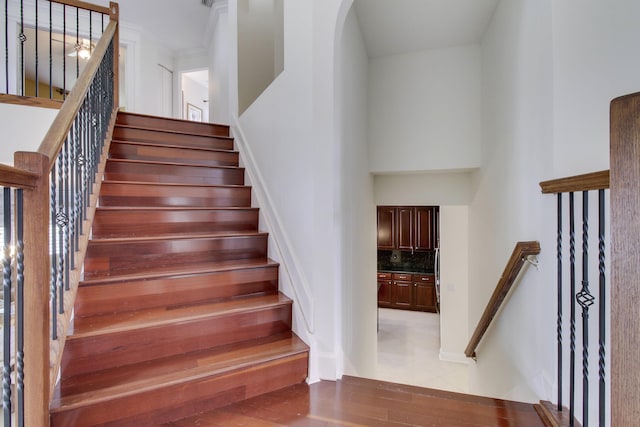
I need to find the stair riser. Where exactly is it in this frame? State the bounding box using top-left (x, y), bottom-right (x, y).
top-left (104, 160), bottom-right (245, 186)
top-left (116, 113), bottom-right (230, 137)
top-left (113, 127), bottom-right (234, 151)
top-left (110, 142), bottom-right (239, 167)
top-left (61, 304), bottom-right (293, 378)
top-left (76, 266), bottom-right (279, 317)
top-left (84, 235), bottom-right (268, 279)
top-left (51, 353), bottom-right (308, 427)
top-left (99, 183), bottom-right (252, 208)
top-left (92, 208), bottom-right (259, 238)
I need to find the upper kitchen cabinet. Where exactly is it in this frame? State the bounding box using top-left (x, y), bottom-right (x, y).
top-left (377, 206), bottom-right (438, 251)
top-left (376, 206), bottom-right (396, 249)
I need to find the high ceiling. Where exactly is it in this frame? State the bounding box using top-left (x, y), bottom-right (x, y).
top-left (353, 0), bottom-right (500, 58)
top-left (91, 0), bottom-right (216, 53)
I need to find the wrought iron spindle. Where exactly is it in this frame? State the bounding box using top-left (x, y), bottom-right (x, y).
top-left (15, 190), bottom-right (23, 427)
top-left (2, 188), bottom-right (12, 426)
top-left (557, 193), bottom-right (563, 411)
top-left (4, 0), bottom-right (8, 93)
top-left (56, 151), bottom-right (65, 316)
top-left (569, 192), bottom-right (576, 426)
top-left (50, 162), bottom-right (58, 339)
top-left (63, 137), bottom-right (71, 284)
top-left (19, 0), bottom-right (24, 95)
top-left (576, 191), bottom-right (594, 427)
top-left (598, 189), bottom-right (606, 427)
top-left (62, 4), bottom-right (66, 99)
top-left (75, 7), bottom-right (79, 78)
top-left (49, 0), bottom-right (52, 99)
top-left (34, 0), bottom-right (38, 97)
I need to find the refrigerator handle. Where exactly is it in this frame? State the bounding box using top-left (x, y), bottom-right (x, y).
top-left (434, 247), bottom-right (441, 305)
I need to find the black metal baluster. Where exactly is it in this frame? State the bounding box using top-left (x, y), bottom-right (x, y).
top-left (64, 137), bottom-right (72, 281)
top-left (598, 189), bottom-right (606, 427)
top-left (569, 192), bottom-right (576, 426)
top-left (576, 191), bottom-right (594, 427)
top-left (2, 188), bottom-right (12, 426)
top-left (49, 0), bottom-right (52, 99)
top-left (35, 0), bottom-right (39, 97)
top-left (89, 11), bottom-right (92, 57)
top-left (4, 0), bottom-right (8, 93)
top-left (15, 190), bottom-right (24, 427)
top-left (557, 193), bottom-right (563, 411)
top-left (68, 124), bottom-right (76, 271)
top-left (75, 7), bottom-right (79, 78)
top-left (56, 150), bottom-right (65, 314)
top-left (50, 162), bottom-right (57, 339)
top-left (19, 0), bottom-right (24, 95)
top-left (62, 4), bottom-right (66, 99)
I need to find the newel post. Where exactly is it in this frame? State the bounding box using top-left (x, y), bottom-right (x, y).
top-left (14, 151), bottom-right (51, 427)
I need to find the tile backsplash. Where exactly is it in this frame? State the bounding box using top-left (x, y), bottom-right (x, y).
top-left (377, 250), bottom-right (435, 274)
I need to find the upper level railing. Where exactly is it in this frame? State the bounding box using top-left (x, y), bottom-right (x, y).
top-left (539, 171), bottom-right (610, 427)
top-left (465, 241), bottom-right (541, 359)
top-left (1, 0), bottom-right (112, 109)
top-left (0, 1), bottom-right (118, 425)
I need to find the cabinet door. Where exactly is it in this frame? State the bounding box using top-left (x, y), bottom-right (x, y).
top-left (377, 207), bottom-right (396, 249)
top-left (415, 207), bottom-right (433, 251)
top-left (392, 281), bottom-right (412, 308)
top-left (377, 280), bottom-right (392, 307)
top-left (397, 207), bottom-right (414, 251)
top-left (413, 274), bottom-right (436, 311)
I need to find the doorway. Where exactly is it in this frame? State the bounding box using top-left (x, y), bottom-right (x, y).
top-left (181, 69), bottom-right (209, 122)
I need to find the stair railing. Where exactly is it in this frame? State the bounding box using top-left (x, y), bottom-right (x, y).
top-left (0, 2), bottom-right (118, 425)
top-left (1, 0), bottom-right (113, 109)
top-left (465, 240), bottom-right (541, 359)
top-left (539, 170), bottom-right (610, 427)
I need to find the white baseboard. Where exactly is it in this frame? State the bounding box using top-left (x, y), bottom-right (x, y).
top-left (439, 350), bottom-right (471, 365)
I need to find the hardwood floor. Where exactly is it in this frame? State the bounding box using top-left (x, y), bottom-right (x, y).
top-left (165, 376), bottom-right (546, 426)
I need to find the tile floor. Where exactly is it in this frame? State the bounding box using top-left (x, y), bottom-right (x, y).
top-left (371, 308), bottom-right (469, 393)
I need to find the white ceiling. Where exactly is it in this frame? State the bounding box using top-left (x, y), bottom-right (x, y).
top-left (91, 0), bottom-right (215, 53)
top-left (353, 0), bottom-right (500, 58)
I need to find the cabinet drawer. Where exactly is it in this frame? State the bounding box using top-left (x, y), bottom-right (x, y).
top-left (413, 274), bottom-right (434, 283)
top-left (392, 273), bottom-right (412, 281)
top-left (377, 272), bottom-right (392, 280)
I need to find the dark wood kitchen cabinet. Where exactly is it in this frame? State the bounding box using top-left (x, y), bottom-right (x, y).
top-left (377, 206), bottom-right (437, 251)
top-left (391, 273), bottom-right (412, 308)
top-left (412, 274), bottom-right (436, 312)
top-left (378, 272), bottom-right (436, 312)
top-left (376, 207), bottom-right (396, 249)
top-left (377, 272), bottom-right (392, 308)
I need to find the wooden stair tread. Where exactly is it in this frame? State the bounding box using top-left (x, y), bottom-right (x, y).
top-left (52, 332), bottom-right (308, 411)
top-left (101, 179), bottom-right (248, 189)
top-left (95, 206), bottom-right (258, 212)
top-left (107, 158), bottom-right (244, 171)
top-left (89, 231), bottom-right (268, 244)
top-left (116, 111), bottom-right (230, 136)
top-left (80, 258), bottom-right (279, 286)
top-left (111, 138), bottom-right (236, 154)
top-left (69, 292), bottom-right (292, 338)
top-left (114, 123), bottom-right (234, 141)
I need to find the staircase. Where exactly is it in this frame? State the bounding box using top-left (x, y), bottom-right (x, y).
top-left (49, 112), bottom-right (309, 426)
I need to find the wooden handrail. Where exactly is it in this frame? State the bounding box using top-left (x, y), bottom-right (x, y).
top-left (539, 170), bottom-right (609, 194)
top-left (50, 0), bottom-right (111, 15)
top-left (465, 241), bottom-right (541, 359)
top-left (37, 19), bottom-right (117, 165)
top-left (0, 164), bottom-right (39, 188)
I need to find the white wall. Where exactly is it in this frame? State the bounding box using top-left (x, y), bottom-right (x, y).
top-left (228, 0), bottom-right (350, 381)
top-left (208, 5), bottom-right (231, 124)
top-left (439, 205), bottom-right (469, 363)
top-left (374, 172), bottom-right (473, 206)
top-left (467, 0), bottom-right (555, 402)
top-left (368, 45), bottom-right (482, 174)
top-left (337, 4), bottom-right (377, 379)
top-left (0, 104), bottom-right (58, 165)
top-left (552, 0), bottom-right (640, 177)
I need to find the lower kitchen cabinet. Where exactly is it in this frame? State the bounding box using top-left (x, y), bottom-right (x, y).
top-left (378, 272), bottom-right (436, 312)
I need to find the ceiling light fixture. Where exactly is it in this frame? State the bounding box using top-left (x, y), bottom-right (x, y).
top-left (201, 0), bottom-right (214, 7)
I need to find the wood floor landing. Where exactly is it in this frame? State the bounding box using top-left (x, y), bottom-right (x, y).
top-left (165, 375), bottom-right (545, 426)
